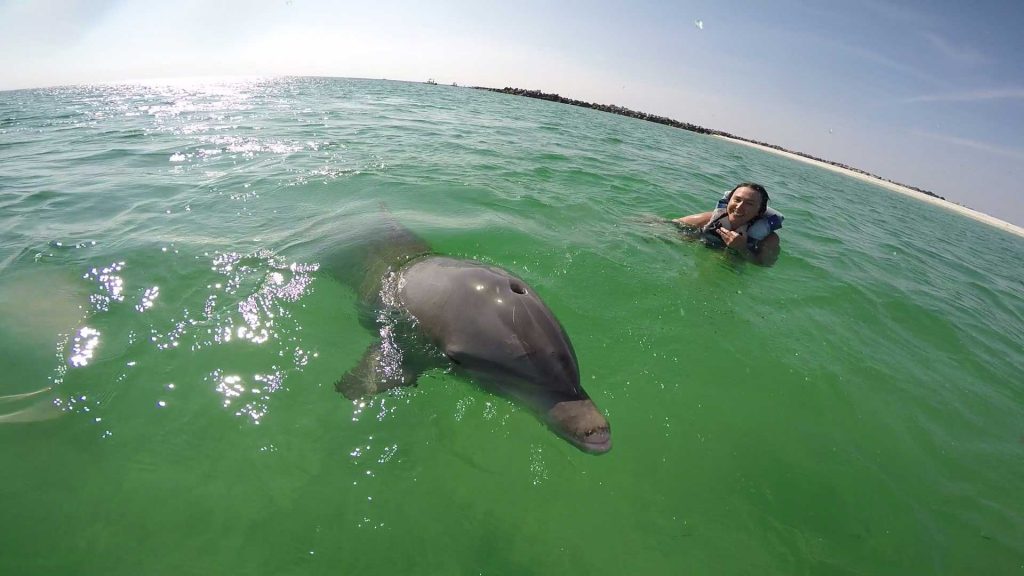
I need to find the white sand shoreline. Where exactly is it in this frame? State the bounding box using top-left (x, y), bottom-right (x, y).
top-left (712, 135), bottom-right (1024, 238)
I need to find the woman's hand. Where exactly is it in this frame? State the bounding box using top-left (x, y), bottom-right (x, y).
top-left (716, 227), bottom-right (748, 251)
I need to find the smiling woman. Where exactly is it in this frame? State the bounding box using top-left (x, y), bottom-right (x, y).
top-left (673, 182), bottom-right (784, 266)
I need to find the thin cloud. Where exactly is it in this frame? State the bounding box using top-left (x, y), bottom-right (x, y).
top-left (912, 130), bottom-right (1024, 160)
top-left (860, 0), bottom-right (936, 28)
top-left (905, 88), bottom-right (1024, 103)
top-left (920, 31), bottom-right (988, 66)
top-left (840, 43), bottom-right (943, 87)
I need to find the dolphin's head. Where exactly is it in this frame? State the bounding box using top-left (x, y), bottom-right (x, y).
top-left (439, 285), bottom-right (613, 454)
top-left (446, 341), bottom-right (613, 455)
top-left (401, 257), bottom-right (612, 454)
top-left (545, 399), bottom-right (612, 454)
top-left (438, 270), bottom-right (584, 396)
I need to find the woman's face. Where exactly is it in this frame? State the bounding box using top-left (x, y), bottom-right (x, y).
top-left (726, 186), bottom-right (763, 225)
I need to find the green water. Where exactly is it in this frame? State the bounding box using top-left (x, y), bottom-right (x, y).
top-left (1, 77), bottom-right (1022, 575)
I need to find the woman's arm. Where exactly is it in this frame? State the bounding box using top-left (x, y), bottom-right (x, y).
top-left (753, 233), bottom-right (780, 266)
top-left (673, 212), bottom-right (712, 228)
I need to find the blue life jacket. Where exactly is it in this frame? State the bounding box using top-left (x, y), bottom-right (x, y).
top-left (700, 194), bottom-right (784, 252)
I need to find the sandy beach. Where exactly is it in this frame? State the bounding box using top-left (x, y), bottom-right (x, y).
top-left (713, 135), bottom-right (1024, 238)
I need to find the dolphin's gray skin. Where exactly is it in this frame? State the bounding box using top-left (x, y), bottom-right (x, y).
top-left (0, 267), bottom-right (86, 424)
top-left (325, 214), bottom-right (611, 454)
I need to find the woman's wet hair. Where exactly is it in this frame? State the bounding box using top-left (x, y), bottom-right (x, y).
top-left (727, 183), bottom-right (770, 215)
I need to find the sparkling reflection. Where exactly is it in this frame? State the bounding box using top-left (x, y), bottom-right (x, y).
top-left (123, 249), bottom-right (322, 424)
top-left (208, 368), bottom-right (283, 425)
top-left (136, 286), bottom-right (160, 312)
top-left (85, 261), bottom-right (125, 311)
top-left (529, 444), bottom-right (549, 486)
top-left (345, 431), bottom-right (397, 531)
top-left (11, 79), bottom-right (338, 434)
top-left (369, 271), bottom-right (407, 385)
top-left (214, 373), bottom-right (245, 405)
top-left (69, 327), bottom-right (101, 367)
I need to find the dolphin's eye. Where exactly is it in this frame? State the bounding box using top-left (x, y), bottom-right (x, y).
top-left (509, 281), bottom-right (526, 295)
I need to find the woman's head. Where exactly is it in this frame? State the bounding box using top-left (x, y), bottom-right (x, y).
top-left (725, 183), bottom-right (769, 225)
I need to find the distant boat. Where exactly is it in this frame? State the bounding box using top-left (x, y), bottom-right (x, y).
top-left (426, 78), bottom-right (437, 85)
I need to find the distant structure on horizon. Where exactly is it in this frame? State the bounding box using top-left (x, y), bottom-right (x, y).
top-left (475, 86), bottom-right (946, 202)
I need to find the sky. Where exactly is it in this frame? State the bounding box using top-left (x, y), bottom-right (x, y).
top-left (1, 0), bottom-right (1022, 225)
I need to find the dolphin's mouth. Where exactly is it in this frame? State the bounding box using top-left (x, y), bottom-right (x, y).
top-left (544, 399), bottom-right (612, 455)
top-left (573, 427), bottom-right (612, 454)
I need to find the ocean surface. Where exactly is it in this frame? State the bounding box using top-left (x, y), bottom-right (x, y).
top-left (1, 77), bottom-right (1022, 575)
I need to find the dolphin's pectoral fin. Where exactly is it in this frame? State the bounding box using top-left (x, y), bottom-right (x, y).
top-left (335, 345), bottom-right (420, 400)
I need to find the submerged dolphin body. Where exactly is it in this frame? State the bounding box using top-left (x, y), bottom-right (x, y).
top-left (324, 213), bottom-right (611, 454)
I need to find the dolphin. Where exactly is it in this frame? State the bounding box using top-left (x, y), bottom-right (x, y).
top-left (0, 266), bottom-right (87, 424)
top-left (323, 211), bottom-right (611, 454)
